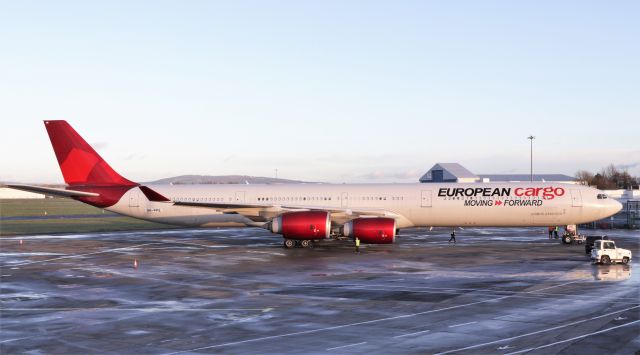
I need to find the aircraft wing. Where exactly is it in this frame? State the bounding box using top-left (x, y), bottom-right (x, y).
top-left (173, 201), bottom-right (264, 209)
top-left (172, 200), bottom-right (403, 221)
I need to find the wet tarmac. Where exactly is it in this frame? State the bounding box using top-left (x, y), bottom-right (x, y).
top-left (1, 227), bottom-right (639, 354)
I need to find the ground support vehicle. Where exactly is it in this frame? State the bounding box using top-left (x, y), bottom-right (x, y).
top-left (561, 232), bottom-right (586, 245)
top-left (591, 240), bottom-right (632, 265)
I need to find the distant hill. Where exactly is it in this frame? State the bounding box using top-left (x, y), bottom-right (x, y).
top-left (148, 175), bottom-right (310, 185)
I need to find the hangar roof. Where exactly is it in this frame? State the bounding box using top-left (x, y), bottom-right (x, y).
top-left (419, 163), bottom-right (479, 182)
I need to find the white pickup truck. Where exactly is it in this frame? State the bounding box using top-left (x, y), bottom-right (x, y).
top-left (591, 240), bottom-right (632, 265)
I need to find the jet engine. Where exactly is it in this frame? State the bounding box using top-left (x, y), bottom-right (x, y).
top-left (342, 218), bottom-right (396, 244)
top-left (270, 211), bottom-right (331, 240)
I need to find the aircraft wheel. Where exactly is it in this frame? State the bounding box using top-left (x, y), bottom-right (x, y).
top-left (601, 255), bottom-right (610, 265)
top-left (301, 240), bottom-right (312, 248)
top-left (284, 239), bottom-right (296, 249)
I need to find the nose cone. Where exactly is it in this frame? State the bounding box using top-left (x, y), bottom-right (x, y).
top-left (602, 199), bottom-right (623, 218)
top-left (612, 199), bottom-right (623, 214)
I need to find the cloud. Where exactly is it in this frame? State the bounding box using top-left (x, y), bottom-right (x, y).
top-left (360, 168), bottom-right (423, 180)
top-left (615, 162), bottom-right (640, 171)
top-left (91, 141), bottom-right (109, 150)
top-left (124, 153), bottom-right (146, 161)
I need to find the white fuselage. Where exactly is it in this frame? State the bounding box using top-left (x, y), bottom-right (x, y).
top-left (105, 183), bottom-right (621, 228)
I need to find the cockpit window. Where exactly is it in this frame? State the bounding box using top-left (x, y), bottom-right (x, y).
top-left (597, 194), bottom-right (608, 199)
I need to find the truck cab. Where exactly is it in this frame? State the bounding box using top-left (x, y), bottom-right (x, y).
top-left (591, 240), bottom-right (632, 265)
top-left (585, 235), bottom-right (609, 254)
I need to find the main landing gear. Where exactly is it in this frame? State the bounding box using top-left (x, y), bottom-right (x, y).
top-left (283, 239), bottom-right (313, 249)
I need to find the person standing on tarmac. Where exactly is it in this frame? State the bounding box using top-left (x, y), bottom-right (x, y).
top-left (449, 230), bottom-right (456, 244)
top-left (548, 226), bottom-right (554, 239)
top-left (355, 237), bottom-right (360, 254)
top-left (553, 226), bottom-right (559, 239)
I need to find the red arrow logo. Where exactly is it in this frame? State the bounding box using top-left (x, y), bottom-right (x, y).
top-left (495, 200), bottom-right (503, 206)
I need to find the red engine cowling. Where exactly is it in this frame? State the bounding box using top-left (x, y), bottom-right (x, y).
top-left (342, 218), bottom-right (396, 244)
top-left (270, 211), bottom-right (331, 240)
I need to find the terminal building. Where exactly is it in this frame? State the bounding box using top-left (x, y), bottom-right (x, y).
top-left (419, 163), bottom-right (576, 184)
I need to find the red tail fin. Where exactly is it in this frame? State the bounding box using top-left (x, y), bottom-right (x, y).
top-left (44, 120), bottom-right (136, 186)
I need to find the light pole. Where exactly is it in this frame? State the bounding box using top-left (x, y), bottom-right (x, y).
top-left (527, 135), bottom-right (535, 182)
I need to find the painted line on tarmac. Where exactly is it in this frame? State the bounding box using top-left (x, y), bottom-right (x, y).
top-left (435, 305), bottom-right (640, 354)
top-left (4, 243), bottom-right (157, 267)
top-left (448, 321), bottom-right (477, 328)
top-left (0, 337), bottom-right (32, 344)
top-left (1, 308), bottom-right (270, 312)
top-left (533, 289), bottom-right (639, 301)
top-left (504, 320), bottom-right (640, 355)
top-left (162, 296), bottom-right (512, 354)
top-left (292, 283), bottom-right (640, 305)
top-left (295, 283), bottom-right (640, 303)
top-left (393, 329), bottom-right (431, 338)
top-left (528, 281), bottom-right (577, 292)
top-left (297, 281), bottom-right (577, 295)
top-left (326, 341), bottom-right (367, 351)
top-left (156, 240), bottom-right (230, 249)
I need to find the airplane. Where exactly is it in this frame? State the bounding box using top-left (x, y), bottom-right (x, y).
top-left (8, 120), bottom-right (623, 248)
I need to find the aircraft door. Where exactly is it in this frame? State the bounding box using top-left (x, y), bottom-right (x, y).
top-left (341, 192), bottom-right (348, 208)
top-left (129, 189), bottom-right (139, 207)
top-left (421, 190), bottom-right (432, 207)
top-left (235, 191), bottom-right (245, 203)
top-left (570, 189), bottom-right (582, 207)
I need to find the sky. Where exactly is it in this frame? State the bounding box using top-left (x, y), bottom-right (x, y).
top-left (1, 0), bottom-right (638, 184)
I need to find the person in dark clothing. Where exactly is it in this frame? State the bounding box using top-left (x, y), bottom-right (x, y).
top-left (548, 226), bottom-right (554, 240)
top-left (449, 230), bottom-right (456, 244)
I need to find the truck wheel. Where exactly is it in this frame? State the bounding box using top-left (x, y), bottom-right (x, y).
top-left (601, 255), bottom-right (611, 265)
top-left (563, 235), bottom-right (572, 244)
top-left (284, 239), bottom-right (296, 249)
top-left (622, 257), bottom-right (629, 265)
top-left (300, 240), bottom-right (312, 248)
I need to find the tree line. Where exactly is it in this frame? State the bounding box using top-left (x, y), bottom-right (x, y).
top-left (575, 164), bottom-right (639, 190)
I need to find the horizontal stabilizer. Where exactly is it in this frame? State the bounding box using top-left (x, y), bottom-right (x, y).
top-left (6, 184), bottom-right (100, 198)
top-left (139, 186), bottom-right (171, 202)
